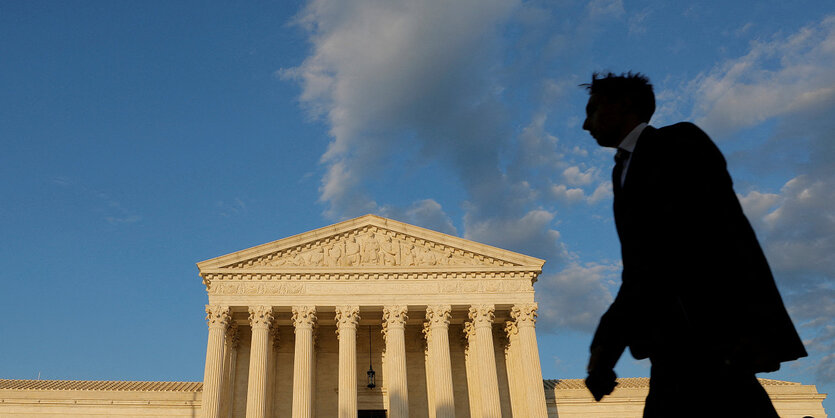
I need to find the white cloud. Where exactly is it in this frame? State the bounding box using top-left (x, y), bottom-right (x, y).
top-left (586, 0), bottom-right (624, 20)
top-left (737, 190), bottom-right (780, 220)
top-left (627, 9), bottom-right (651, 37)
top-left (318, 160), bottom-right (376, 219)
top-left (284, 0), bottom-right (521, 220)
top-left (515, 113), bottom-right (561, 171)
top-left (570, 146), bottom-right (589, 157)
top-left (379, 199), bottom-right (457, 236)
top-left (215, 198), bottom-right (248, 218)
top-left (687, 15), bottom-right (835, 135)
top-left (742, 176), bottom-right (835, 281)
top-left (550, 184), bottom-right (585, 203)
top-left (535, 261), bottom-right (620, 332)
top-left (562, 165), bottom-right (595, 186)
top-left (464, 209), bottom-right (565, 262)
top-left (586, 181), bottom-right (612, 205)
top-left (284, 0), bottom-right (577, 276)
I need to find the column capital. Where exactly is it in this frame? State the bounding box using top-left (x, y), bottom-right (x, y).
top-left (335, 305), bottom-right (360, 327)
top-left (425, 305), bottom-right (451, 328)
top-left (205, 305), bottom-right (231, 329)
top-left (335, 305), bottom-right (360, 339)
top-left (382, 305), bottom-right (408, 340)
top-left (468, 304), bottom-right (495, 329)
top-left (248, 305), bottom-right (275, 330)
top-left (292, 305), bottom-right (318, 331)
top-left (511, 302), bottom-right (538, 327)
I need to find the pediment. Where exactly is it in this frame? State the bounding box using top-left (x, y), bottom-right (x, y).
top-left (197, 214), bottom-right (544, 272)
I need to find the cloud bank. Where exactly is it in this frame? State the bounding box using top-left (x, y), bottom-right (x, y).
top-left (282, 0), bottom-right (591, 263)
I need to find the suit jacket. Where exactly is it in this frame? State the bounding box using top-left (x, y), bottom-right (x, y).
top-left (591, 122), bottom-right (806, 372)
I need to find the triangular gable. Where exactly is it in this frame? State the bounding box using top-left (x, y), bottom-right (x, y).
top-left (197, 214), bottom-right (544, 273)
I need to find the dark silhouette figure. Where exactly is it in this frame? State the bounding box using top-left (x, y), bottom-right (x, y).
top-left (581, 72), bottom-right (807, 417)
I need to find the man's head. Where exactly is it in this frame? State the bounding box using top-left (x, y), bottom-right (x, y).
top-left (581, 72), bottom-right (655, 148)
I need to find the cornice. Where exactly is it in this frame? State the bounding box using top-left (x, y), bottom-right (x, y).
top-left (201, 270), bottom-right (540, 293)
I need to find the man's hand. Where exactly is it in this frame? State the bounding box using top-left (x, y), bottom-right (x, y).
top-left (585, 368), bottom-right (618, 401)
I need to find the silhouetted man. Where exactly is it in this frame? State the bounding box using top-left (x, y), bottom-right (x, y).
top-left (581, 72), bottom-right (807, 417)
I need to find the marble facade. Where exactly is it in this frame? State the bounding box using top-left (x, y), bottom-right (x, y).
top-left (197, 214), bottom-right (549, 418)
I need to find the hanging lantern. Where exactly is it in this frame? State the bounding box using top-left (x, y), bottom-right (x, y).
top-left (366, 325), bottom-right (376, 389)
top-left (366, 365), bottom-right (376, 389)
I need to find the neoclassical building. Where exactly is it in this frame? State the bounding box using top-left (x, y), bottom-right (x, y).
top-left (197, 214), bottom-right (550, 418)
top-left (0, 215), bottom-right (828, 417)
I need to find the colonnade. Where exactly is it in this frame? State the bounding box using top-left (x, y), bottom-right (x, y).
top-left (201, 303), bottom-right (547, 418)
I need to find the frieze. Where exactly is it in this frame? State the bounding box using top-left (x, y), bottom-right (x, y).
top-left (207, 278), bottom-right (533, 296)
top-left (223, 227), bottom-right (517, 269)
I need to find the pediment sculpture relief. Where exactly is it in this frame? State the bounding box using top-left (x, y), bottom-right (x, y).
top-left (229, 229), bottom-right (513, 268)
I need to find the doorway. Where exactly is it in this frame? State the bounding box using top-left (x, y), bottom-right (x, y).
top-left (358, 410), bottom-right (387, 418)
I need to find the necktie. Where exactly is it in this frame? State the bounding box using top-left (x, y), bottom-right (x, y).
top-left (613, 148), bottom-right (630, 193)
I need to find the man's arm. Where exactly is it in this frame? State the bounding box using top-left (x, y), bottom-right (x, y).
top-left (586, 283), bottom-right (631, 401)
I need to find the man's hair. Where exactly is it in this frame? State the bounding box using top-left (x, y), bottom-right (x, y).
top-left (581, 72), bottom-right (655, 122)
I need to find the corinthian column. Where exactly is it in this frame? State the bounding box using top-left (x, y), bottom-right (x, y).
top-left (203, 305), bottom-right (231, 418)
top-left (512, 303), bottom-right (547, 418)
top-left (291, 306), bottom-right (317, 418)
top-left (335, 306), bottom-right (360, 418)
top-left (383, 305), bottom-right (409, 418)
top-left (425, 305), bottom-right (455, 418)
top-left (224, 324), bottom-right (240, 418)
top-left (468, 304), bottom-right (500, 418)
top-left (503, 321), bottom-right (527, 418)
top-left (246, 306), bottom-right (274, 418)
top-left (422, 324), bottom-right (436, 418)
top-left (462, 322), bottom-right (481, 418)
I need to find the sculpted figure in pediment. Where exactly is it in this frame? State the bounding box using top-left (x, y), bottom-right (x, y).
top-left (239, 228), bottom-right (514, 268)
top-left (345, 237), bottom-right (361, 266)
top-left (325, 242), bottom-right (343, 267)
top-left (417, 246), bottom-right (437, 266)
top-left (360, 232), bottom-right (381, 264)
top-left (381, 235), bottom-right (400, 266)
top-left (290, 251), bottom-right (305, 266)
top-left (308, 247), bottom-right (324, 266)
top-left (401, 243), bottom-right (416, 266)
top-left (436, 250), bottom-right (453, 265)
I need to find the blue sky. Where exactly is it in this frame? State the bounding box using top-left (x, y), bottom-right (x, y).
top-left (2, 0), bottom-right (834, 412)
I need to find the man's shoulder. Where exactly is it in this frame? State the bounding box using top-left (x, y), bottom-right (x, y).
top-left (649, 122), bottom-right (726, 167)
top-left (656, 121), bottom-right (706, 139)
top-left (651, 122), bottom-right (716, 150)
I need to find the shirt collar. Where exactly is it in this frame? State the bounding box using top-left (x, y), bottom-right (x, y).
top-left (618, 122), bottom-right (647, 153)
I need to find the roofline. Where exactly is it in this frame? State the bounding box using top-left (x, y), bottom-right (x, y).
top-left (196, 214), bottom-right (546, 272)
